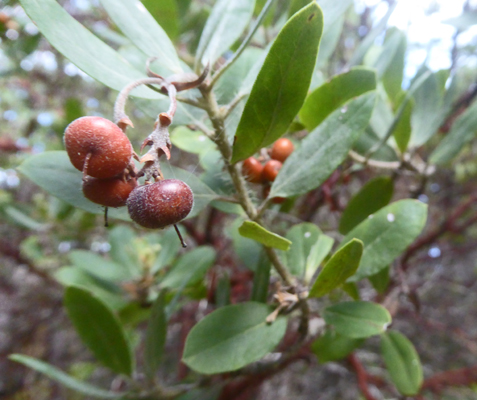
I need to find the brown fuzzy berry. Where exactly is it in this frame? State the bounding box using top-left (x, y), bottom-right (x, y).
top-left (262, 160), bottom-right (282, 182)
top-left (127, 179), bottom-right (194, 229)
top-left (82, 175), bottom-right (138, 208)
top-left (64, 116), bottom-right (132, 179)
top-left (242, 157), bottom-right (264, 183)
top-left (271, 138), bottom-right (294, 163)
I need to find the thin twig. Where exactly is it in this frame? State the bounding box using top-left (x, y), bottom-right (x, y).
top-left (208, 0), bottom-right (276, 88)
top-left (347, 353), bottom-right (379, 400)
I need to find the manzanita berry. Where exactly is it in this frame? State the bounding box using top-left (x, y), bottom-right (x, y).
top-left (242, 157), bottom-right (264, 183)
top-left (64, 116), bottom-right (133, 179)
top-left (82, 175), bottom-right (138, 208)
top-left (262, 159), bottom-right (282, 182)
top-left (127, 179), bottom-right (193, 229)
top-left (270, 138), bottom-right (294, 163)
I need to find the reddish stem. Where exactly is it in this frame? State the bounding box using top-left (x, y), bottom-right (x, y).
top-left (347, 353), bottom-right (379, 400)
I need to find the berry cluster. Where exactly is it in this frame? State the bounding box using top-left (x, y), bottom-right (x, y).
top-left (241, 138), bottom-right (294, 203)
top-left (64, 115), bottom-right (193, 235)
top-left (61, 60), bottom-right (210, 244)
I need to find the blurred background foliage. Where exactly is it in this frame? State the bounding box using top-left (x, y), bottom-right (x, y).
top-left (1, 0), bottom-right (477, 399)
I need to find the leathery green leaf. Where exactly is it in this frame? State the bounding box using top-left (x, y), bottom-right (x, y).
top-left (381, 331), bottom-right (423, 395)
top-left (270, 92), bottom-right (375, 198)
top-left (196, 0), bottom-right (255, 67)
top-left (64, 287), bottom-right (133, 376)
top-left (323, 301), bottom-right (391, 339)
top-left (144, 291), bottom-right (167, 379)
top-left (285, 223), bottom-right (322, 277)
top-left (311, 329), bottom-right (363, 363)
top-left (341, 199), bottom-right (427, 281)
top-left (182, 302), bottom-right (287, 374)
top-left (238, 221), bottom-right (291, 251)
top-left (99, 0), bottom-right (182, 74)
top-left (339, 176), bottom-right (394, 234)
top-left (429, 99), bottom-right (477, 165)
top-left (231, 3), bottom-right (324, 163)
top-left (300, 67), bottom-right (376, 131)
top-left (9, 355), bottom-right (122, 398)
top-left (309, 239), bottom-right (363, 298)
top-left (304, 234), bottom-right (334, 283)
top-left (19, 0), bottom-right (158, 98)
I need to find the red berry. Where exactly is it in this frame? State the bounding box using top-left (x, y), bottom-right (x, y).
top-left (242, 157), bottom-right (264, 183)
top-left (262, 160), bottom-right (282, 182)
top-left (127, 179), bottom-right (194, 229)
top-left (271, 138), bottom-right (294, 163)
top-left (83, 175), bottom-right (138, 208)
top-left (64, 116), bottom-right (132, 179)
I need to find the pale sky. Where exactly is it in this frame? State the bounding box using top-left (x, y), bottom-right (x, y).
top-left (356, 0), bottom-right (477, 78)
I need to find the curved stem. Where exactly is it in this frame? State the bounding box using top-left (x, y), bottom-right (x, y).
top-left (113, 77), bottom-right (166, 125)
top-left (348, 150), bottom-right (401, 170)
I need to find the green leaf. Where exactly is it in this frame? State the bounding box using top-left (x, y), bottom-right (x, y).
top-left (215, 275), bottom-right (231, 307)
top-left (108, 226), bottom-right (142, 279)
top-left (430, 99), bottom-right (477, 165)
top-left (300, 67), bottom-right (376, 131)
top-left (68, 250), bottom-right (132, 282)
top-left (216, 47), bottom-right (263, 104)
top-left (64, 286), bottom-right (133, 376)
top-left (339, 176), bottom-right (394, 234)
top-left (314, 0), bottom-right (353, 67)
top-left (144, 291), bottom-right (167, 379)
top-left (382, 29), bottom-right (406, 102)
top-left (311, 329), bottom-right (363, 363)
top-left (196, 0), bottom-right (255, 67)
top-left (231, 3), bottom-right (324, 163)
top-left (393, 94), bottom-right (413, 153)
top-left (9, 355), bottom-right (122, 398)
top-left (309, 239), bottom-right (363, 298)
top-left (19, 0), bottom-right (157, 98)
top-left (304, 234), bottom-right (334, 283)
top-left (54, 267), bottom-right (127, 311)
top-left (151, 228), bottom-right (182, 274)
top-left (323, 301), bottom-right (391, 339)
top-left (99, 0), bottom-right (182, 74)
top-left (251, 251), bottom-right (271, 303)
top-left (409, 71), bottom-right (446, 147)
top-left (350, 2), bottom-right (397, 66)
top-left (284, 223), bottom-right (322, 277)
top-left (142, 0), bottom-right (179, 41)
top-left (381, 331), bottom-right (423, 395)
top-left (3, 206), bottom-right (48, 231)
top-left (368, 266), bottom-right (390, 294)
top-left (373, 29), bottom-right (405, 80)
top-left (342, 199), bottom-right (427, 281)
top-left (170, 126), bottom-right (215, 155)
top-left (342, 282), bottom-right (360, 300)
top-left (161, 246), bottom-right (216, 289)
top-left (182, 302), bottom-right (287, 374)
top-left (229, 218), bottom-right (262, 271)
top-left (270, 92), bottom-right (375, 198)
top-left (238, 221), bottom-right (291, 251)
